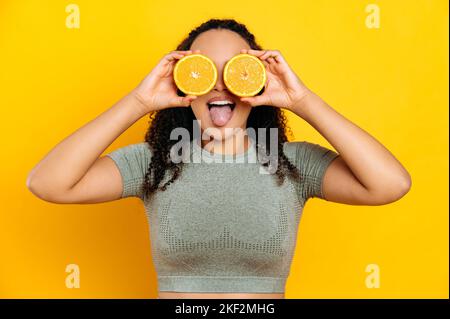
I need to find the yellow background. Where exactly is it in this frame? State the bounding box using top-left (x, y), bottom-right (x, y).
top-left (0, 0), bottom-right (448, 298)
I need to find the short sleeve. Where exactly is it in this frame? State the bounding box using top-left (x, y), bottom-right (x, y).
top-left (105, 142), bottom-right (152, 199)
top-left (283, 141), bottom-right (339, 200)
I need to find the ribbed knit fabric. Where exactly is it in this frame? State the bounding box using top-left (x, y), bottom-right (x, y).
top-left (106, 138), bottom-right (339, 293)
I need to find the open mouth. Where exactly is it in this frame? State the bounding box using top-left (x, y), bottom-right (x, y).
top-left (207, 101), bottom-right (236, 127)
top-left (207, 102), bottom-right (236, 111)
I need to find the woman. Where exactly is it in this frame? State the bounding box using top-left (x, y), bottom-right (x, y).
top-left (26, 19), bottom-right (411, 299)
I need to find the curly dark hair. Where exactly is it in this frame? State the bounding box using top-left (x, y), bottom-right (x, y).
top-left (143, 18), bottom-right (300, 200)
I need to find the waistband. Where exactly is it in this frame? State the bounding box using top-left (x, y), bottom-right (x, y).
top-left (157, 275), bottom-right (287, 293)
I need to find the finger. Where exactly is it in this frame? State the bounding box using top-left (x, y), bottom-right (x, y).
top-left (272, 51), bottom-right (286, 64)
top-left (260, 50), bottom-right (280, 61)
top-left (162, 51), bottom-right (192, 67)
top-left (185, 94), bottom-right (198, 100)
top-left (166, 50), bottom-right (192, 60)
top-left (260, 50), bottom-right (286, 64)
top-left (259, 51), bottom-right (272, 60)
top-left (170, 95), bottom-right (197, 107)
top-left (260, 51), bottom-right (278, 61)
top-left (162, 57), bottom-right (182, 69)
top-left (175, 50), bottom-right (192, 55)
top-left (165, 54), bottom-right (184, 62)
top-left (245, 49), bottom-right (267, 58)
top-left (244, 49), bottom-right (286, 67)
top-left (239, 94), bottom-right (270, 107)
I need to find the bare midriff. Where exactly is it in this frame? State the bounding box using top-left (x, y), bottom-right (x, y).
top-left (158, 292), bottom-right (285, 299)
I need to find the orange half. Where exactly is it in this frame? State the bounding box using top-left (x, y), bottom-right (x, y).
top-left (173, 54), bottom-right (218, 96)
top-left (223, 53), bottom-right (267, 97)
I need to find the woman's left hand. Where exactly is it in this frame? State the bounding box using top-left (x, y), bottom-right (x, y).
top-left (239, 49), bottom-right (311, 111)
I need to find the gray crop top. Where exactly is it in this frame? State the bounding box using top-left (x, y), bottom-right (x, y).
top-left (106, 138), bottom-right (339, 293)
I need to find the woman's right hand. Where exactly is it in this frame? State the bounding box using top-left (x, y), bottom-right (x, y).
top-left (26, 49), bottom-right (202, 205)
top-left (132, 50), bottom-right (200, 113)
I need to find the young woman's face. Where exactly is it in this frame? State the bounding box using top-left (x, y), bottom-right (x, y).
top-left (189, 29), bottom-right (252, 141)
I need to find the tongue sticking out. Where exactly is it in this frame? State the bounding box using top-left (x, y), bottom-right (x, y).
top-left (209, 105), bottom-right (233, 126)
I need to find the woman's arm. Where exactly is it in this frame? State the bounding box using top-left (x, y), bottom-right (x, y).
top-left (26, 92), bottom-right (148, 203)
top-left (291, 90), bottom-right (411, 205)
top-left (26, 50), bottom-right (199, 204)
top-left (239, 48), bottom-right (411, 205)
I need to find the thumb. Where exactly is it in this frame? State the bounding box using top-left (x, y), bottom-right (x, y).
top-left (170, 95), bottom-right (197, 107)
top-left (240, 95), bottom-right (270, 107)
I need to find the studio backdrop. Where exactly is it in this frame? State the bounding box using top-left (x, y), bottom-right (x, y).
top-left (0, 0), bottom-right (448, 298)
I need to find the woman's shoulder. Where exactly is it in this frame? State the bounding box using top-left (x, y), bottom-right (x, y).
top-left (282, 140), bottom-right (339, 164)
top-left (106, 141), bottom-right (153, 163)
top-left (130, 141), bottom-right (152, 154)
top-left (282, 140), bottom-right (333, 151)
top-left (282, 140), bottom-right (309, 157)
